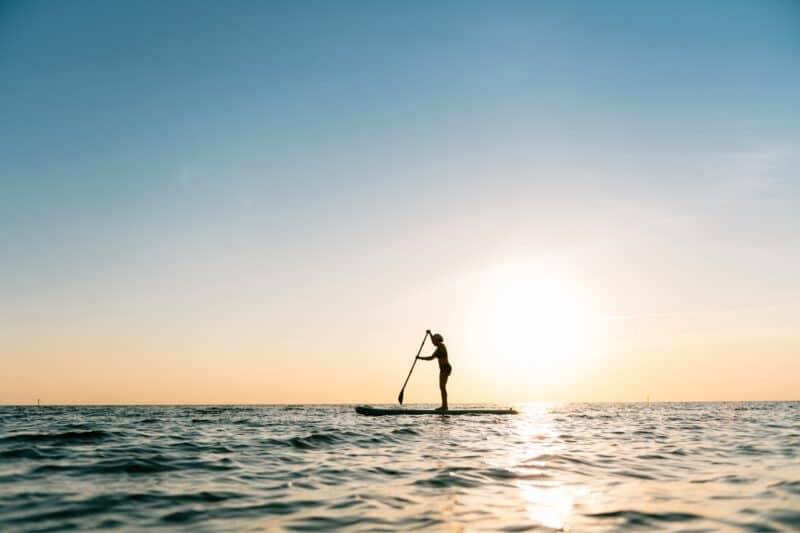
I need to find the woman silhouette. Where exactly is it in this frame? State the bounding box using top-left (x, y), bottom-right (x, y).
top-left (417, 331), bottom-right (451, 410)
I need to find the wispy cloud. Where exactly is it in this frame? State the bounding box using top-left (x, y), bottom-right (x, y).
top-left (703, 142), bottom-right (797, 196)
top-left (602, 302), bottom-right (798, 321)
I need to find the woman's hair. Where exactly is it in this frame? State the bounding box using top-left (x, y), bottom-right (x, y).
top-left (432, 333), bottom-right (444, 343)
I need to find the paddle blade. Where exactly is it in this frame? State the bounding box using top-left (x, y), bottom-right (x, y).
top-left (398, 389), bottom-right (404, 405)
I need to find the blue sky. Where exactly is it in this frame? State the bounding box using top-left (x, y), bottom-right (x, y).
top-left (1, 1), bottom-right (798, 403)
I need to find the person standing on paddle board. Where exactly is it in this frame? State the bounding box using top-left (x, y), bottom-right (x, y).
top-left (417, 331), bottom-right (451, 410)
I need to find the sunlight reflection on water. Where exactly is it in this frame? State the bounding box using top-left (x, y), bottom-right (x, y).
top-left (508, 404), bottom-right (574, 530)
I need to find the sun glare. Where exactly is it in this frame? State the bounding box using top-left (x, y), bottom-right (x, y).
top-left (470, 262), bottom-right (594, 386)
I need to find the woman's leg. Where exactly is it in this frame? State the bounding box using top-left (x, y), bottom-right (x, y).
top-left (439, 372), bottom-right (449, 410)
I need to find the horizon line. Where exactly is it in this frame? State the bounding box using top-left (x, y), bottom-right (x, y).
top-left (3, 399), bottom-right (797, 407)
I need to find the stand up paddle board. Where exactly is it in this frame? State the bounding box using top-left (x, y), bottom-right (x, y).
top-left (355, 405), bottom-right (517, 416)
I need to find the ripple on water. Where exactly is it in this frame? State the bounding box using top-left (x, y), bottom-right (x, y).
top-left (2, 430), bottom-right (109, 444)
top-left (0, 402), bottom-right (797, 531)
top-left (586, 509), bottom-right (701, 527)
top-left (771, 480), bottom-right (800, 495)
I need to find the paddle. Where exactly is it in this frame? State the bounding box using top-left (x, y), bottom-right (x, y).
top-left (398, 330), bottom-right (430, 405)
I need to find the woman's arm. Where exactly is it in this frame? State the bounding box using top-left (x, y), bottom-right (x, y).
top-left (418, 346), bottom-right (440, 361)
top-left (417, 331), bottom-right (435, 360)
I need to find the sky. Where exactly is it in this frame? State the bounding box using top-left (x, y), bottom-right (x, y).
top-left (1, 0), bottom-right (798, 404)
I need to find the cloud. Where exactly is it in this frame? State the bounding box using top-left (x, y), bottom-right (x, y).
top-left (704, 142), bottom-right (797, 196)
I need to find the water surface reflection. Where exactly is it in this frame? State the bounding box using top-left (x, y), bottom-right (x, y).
top-left (0, 403), bottom-right (797, 530)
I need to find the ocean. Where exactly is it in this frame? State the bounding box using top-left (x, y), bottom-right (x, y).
top-left (1, 402), bottom-right (798, 531)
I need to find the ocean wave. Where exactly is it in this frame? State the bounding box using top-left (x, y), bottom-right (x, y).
top-left (769, 508), bottom-right (800, 528)
top-left (586, 509), bottom-right (701, 525)
top-left (391, 427), bottom-right (419, 435)
top-left (414, 470), bottom-right (482, 489)
top-left (771, 480), bottom-right (800, 495)
top-left (163, 499), bottom-right (324, 524)
top-left (0, 448), bottom-right (52, 460)
top-left (287, 433), bottom-right (341, 449)
top-left (1, 430), bottom-right (109, 444)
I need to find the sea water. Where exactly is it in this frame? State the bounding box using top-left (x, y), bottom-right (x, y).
top-left (1, 402), bottom-right (798, 531)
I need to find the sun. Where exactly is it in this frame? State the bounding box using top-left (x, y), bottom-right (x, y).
top-left (469, 262), bottom-right (594, 385)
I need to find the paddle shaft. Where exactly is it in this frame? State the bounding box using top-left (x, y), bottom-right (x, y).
top-left (398, 331), bottom-right (430, 404)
